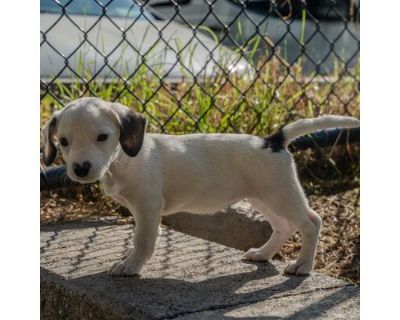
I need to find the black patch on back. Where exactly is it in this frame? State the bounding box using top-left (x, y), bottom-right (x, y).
top-left (262, 130), bottom-right (285, 152)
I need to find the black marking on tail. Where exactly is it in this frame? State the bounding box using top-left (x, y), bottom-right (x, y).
top-left (262, 130), bottom-right (285, 152)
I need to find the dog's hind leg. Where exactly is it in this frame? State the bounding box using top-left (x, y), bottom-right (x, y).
top-left (243, 200), bottom-right (295, 262)
top-left (245, 171), bottom-right (322, 275)
top-left (260, 186), bottom-right (322, 275)
top-left (284, 207), bottom-right (322, 275)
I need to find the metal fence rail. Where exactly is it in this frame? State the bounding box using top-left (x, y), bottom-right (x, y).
top-left (40, 0), bottom-right (360, 135)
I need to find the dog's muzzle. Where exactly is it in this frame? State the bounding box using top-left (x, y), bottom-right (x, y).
top-left (73, 161), bottom-right (92, 177)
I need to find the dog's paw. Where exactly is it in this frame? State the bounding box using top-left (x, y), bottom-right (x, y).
top-left (242, 248), bottom-right (268, 262)
top-left (108, 258), bottom-right (142, 277)
top-left (284, 260), bottom-right (312, 276)
top-left (125, 247), bottom-right (134, 257)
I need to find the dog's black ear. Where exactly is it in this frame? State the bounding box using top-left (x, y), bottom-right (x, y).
top-left (41, 110), bottom-right (61, 166)
top-left (110, 103), bottom-right (147, 157)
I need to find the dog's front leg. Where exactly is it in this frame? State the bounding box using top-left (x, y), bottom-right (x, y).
top-left (108, 205), bottom-right (161, 276)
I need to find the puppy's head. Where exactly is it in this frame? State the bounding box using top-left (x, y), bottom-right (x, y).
top-left (41, 97), bottom-right (147, 183)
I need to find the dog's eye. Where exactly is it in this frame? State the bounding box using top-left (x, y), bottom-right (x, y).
top-left (97, 134), bottom-right (108, 142)
top-left (59, 137), bottom-right (69, 147)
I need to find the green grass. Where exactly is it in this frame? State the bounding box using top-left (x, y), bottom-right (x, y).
top-left (41, 58), bottom-right (359, 134)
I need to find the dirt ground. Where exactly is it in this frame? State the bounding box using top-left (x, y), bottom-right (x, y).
top-left (40, 185), bottom-right (359, 283)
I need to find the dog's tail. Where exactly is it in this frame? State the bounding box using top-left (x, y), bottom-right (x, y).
top-left (282, 115), bottom-right (360, 146)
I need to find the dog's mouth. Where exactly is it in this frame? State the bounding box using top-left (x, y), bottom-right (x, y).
top-left (68, 175), bottom-right (99, 184)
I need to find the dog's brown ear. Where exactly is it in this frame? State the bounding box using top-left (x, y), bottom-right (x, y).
top-left (110, 103), bottom-right (147, 157)
top-left (41, 110), bottom-right (61, 166)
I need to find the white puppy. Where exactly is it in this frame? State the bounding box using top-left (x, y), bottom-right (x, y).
top-left (42, 97), bottom-right (359, 276)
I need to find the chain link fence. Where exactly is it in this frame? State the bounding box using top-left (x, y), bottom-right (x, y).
top-left (40, 0), bottom-right (360, 135)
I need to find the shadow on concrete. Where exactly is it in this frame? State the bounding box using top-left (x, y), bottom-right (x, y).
top-left (41, 220), bottom-right (121, 231)
top-left (218, 284), bottom-right (359, 320)
top-left (59, 260), bottom-right (311, 319)
top-left (62, 267), bottom-right (358, 319)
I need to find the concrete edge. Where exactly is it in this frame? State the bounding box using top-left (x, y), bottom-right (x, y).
top-left (40, 268), bottom-right (149, 320)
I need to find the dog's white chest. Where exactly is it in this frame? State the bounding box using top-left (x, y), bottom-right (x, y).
top-left (101, 176), bottom-right (129, 206)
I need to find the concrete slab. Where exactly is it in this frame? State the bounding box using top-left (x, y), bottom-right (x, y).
top-left (163, 201), bottom-right (272, 251)
top-left (41, 221), bottom-right (359, 320)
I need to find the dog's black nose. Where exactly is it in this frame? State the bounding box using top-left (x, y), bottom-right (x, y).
top-left (73, 161), bottom-right (91, 177)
